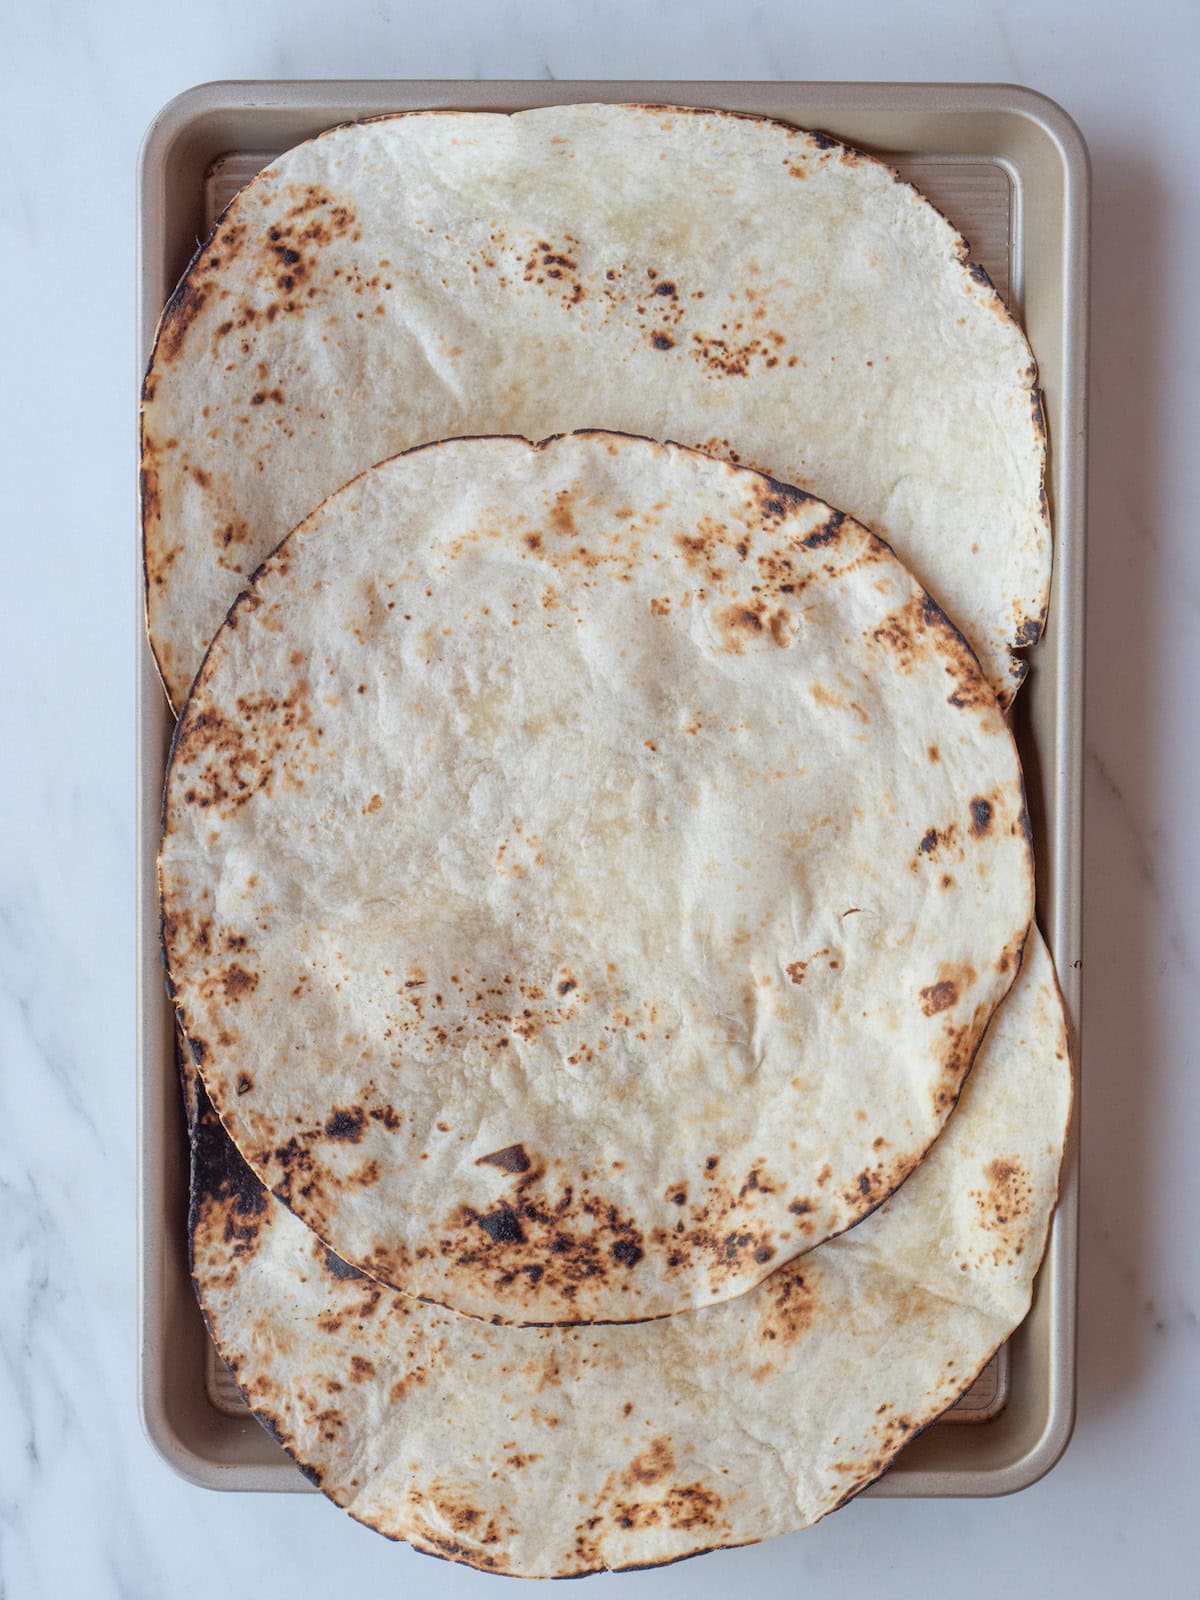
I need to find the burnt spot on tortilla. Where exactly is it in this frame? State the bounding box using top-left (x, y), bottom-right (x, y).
top-left (477, 1206), bottom-right (527, 1245)
top-left (476, 1143), bottom-right (533, 1175)
top-left (188, 1083), bottom-right (268, 1257)
top-left (869, 592), bottom-right (940, 667)
top-left (672, 520), bottom-right (732, 585)
top-left (785, 961), bottom-right (807, 986)
top-left (435, 1149), bottom-right (802, 1314)
top-left (1029, 388), bottom-right (1048, 444)
top-left (148, 212), bottom-right (256, 368)
top-left (548, 490), bottom-right (578, 540)
top-left (971, 1156), bottom-right (1034, 1264)
top-left (257, 199), bottom-right (359, 298)
top-left (983, 1158), bottom-right (1033, 1220)
top-left (139, 459), bottom-right (162, 527)
top-left (751, 473), bottom-right (809, 523)
top-left (156, 278), bottom-right (214, 364)
top-left (758, 1267), bottom-right (817, 1343)
top-left (868, 590), bottom-right (997, 713)
top-left (412, 1523), bottom-right (508, 1574)
top-left (215, 516), bottom-right (252, 553)
top-left (808, 129), bottom-right (840, 152)
top-left (623, 1437), bottom-right (675, 1487)
top-left (717, 1229), bottom-right (759, 1267)
top-left (650, 332), bottom-right (675, 351)
top-left (968, 261), bottom-right (997, 294)
top-left (281, 184), bottom-right (358, 230)
top-left (800, 511), bottom-right (845, 550)
top-left (319, 1244), bottom-right (364, 1282)
top-left (422, 1485), bottom-right (517, 1550)
top-left (687, 326), bottom-right (788, 379)
top-left (266, 1133), bottom-right (326, 1211)
top-left (713, 601), bottom-right (765, 651)
top-left (737, 1166), bottom-right (777, 1200)
top-left (235, 1072), bottom-right (253, 1095)
top-left (410, 1535), bottom-right (505, 1573)
top-left (969, 798), bottom-right (994, 837)
top-left (838, 1141), bottom-right (916, 1213)
top-left (930, 1020), bottom-right (978, 1115)
top-left (1017, 798), bottom-right (1035, 848)
top-left (994, 925), bottom-right (1029, 981)
top-left (658, 1482), bottom-right (725, 1532)
top-left (219, 963), bottom-right (258, 1000)
top-left (567, 1481), bottom-right (730, 1570)
top-left (522, 237), bottom-right (585, 308)
top-left (1017, 615), bottom-right (1044, 647)
top-left (165, 674), bottom-right (319, 820)
top-left (161, 905), bottom-right (214, 963)
top-left (920, 979), bottom-right (959, 1016)
top-left (915, 822), bottom-right (959, 863)
top-left (946, 680), bottom-right (993, 713)
top-left (324, 1106), bottom-right (366, 1142)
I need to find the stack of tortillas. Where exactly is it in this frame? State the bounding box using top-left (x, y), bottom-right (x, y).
top-left (146, 104), bottom-right (1072, 1576)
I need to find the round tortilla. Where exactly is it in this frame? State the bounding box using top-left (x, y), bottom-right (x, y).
top-left (161, 432), bottom-right (1034, 1324)
top-left (189, 927), bottom-right (1071, 1577)
top-left (141, 101), bottom-right (1049, 711)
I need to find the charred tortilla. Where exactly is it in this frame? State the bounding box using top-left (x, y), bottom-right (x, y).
top-left (161, 432), bottom-right (1034, 1324)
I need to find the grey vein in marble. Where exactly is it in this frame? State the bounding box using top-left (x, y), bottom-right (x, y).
top-left (0, 898), bottom-right (104, 1149)
top-left (1086, 746), bottom-right (1198, 981)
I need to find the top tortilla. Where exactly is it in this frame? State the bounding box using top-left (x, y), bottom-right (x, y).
top-left (160, 431), bottom-right (1033, 1324)
top-left (141, 101), bottom-right (1049, 710)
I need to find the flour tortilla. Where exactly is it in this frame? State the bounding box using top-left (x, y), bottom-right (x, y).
top-left (161, 432), bottom-right (1033, 1324)
top-left (141, 102), bottom-right (1049, 711)
top-left (189, 927), bottom-right (1070, 1576)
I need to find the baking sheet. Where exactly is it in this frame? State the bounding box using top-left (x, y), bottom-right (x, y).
top-left (138, 79), bottom-right (1086, 1496)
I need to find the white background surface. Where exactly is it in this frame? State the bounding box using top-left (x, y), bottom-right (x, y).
top-left (2, 2), bottom-right (1198, 1596)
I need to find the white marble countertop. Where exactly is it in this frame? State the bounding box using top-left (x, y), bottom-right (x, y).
top-left (3, 1), bottom-right (1198, 1595)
